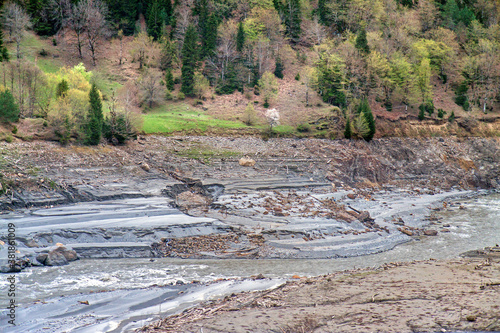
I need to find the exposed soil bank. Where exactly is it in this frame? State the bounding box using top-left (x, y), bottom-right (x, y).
top-left (141, 251), bottom-right (500, 333)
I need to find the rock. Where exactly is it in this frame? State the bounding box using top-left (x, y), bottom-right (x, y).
top-left (176, 191), bottom-right (209, 209)
top-left (347, 193), bottom-right (356, 200)
top-left (140, 162), bottom-right (151, 172)
top-left (399, 228), bottom-right (413, 236)
top-left (466, 315), bottom-right (477, 322)
top-left (36, 253), bottom-right (48, 265)
top-left (78, 300), bottom-right (89, 305)
top-left (424, 230), bottom-right (438, 236)
top-left (45, 251), bottom-right (68, 266)
top-left (239, 157), bottom-right (256, 167)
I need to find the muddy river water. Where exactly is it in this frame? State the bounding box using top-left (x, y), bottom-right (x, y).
top-left (1, 193), bottom-right (499, 332)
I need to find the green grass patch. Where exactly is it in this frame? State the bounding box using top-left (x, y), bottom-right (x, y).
top-left (272, 125), bottom-right (296, 136)
top-left (142, 103), bottom-right (249, 134)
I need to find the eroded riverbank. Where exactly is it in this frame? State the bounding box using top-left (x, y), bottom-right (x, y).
top-left (0, 136), bottom-right (499, 332)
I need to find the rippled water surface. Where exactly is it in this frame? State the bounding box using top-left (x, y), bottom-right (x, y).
top-left (2, 193), bottom-right (498, 305)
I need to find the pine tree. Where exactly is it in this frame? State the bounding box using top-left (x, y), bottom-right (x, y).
top-left (56, 79), bottom-right (69, 98)
top-left (86, 84), bottom-right (104, 145)
top-left (202, 14), bottom-right (218, 58)
top-left (355, 26), bottom-right (370, 54)
top-left (0, 89), bottom-right (20, 123)
top-left (147, 0), bottom-right (164, 41)
top-left (317, 0), bottom-right (330, 25)
top-left (165, 68), bottom-right (174, 91)
top-left (274, 58), bottom-right (284, 79)
top-left (236, 21), bottom-right (245, 53)
top-left (283, 0), bottom-right (302, 41)
top-left (344, 117), bottom-right (352, 139)
top-left (358, 98), bottom-right (375, 142)
top-left (181, 25), bottom-right (199, 96)
top-left (0, 20), bottom-right (8, 62)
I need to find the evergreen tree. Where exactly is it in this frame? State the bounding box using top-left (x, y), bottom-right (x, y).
top-left (202, 13), bottom-right (218, 58)
top-left (86, 84), bottom-right (104, 145)
top-left (344, 117), bottom-right (352, 139)
top-left (181, 25), bottom-right (199, 96)
top-left (147, 0), bottom-right (165, 41)
top-left (358, 98), bottom-right (375, 142)
top-left (0, 89), bottom-right (20, 123)
top-left (274, 58), bottom-right (284, 79)
top-left (317, 0), bottom-right (329, 25)
top-left (56, 79), bottom-right (69, 98)
top-left (0, 19), bottom-right (9, 62)
top-left (236, 21), bottom-right (245, 53)
top-left (165, 68), bottom-right (174, 91)
top-left (355, 26), bottom-right (370, 54)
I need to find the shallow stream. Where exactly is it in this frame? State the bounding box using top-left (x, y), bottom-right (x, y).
top-left (2, 193), bottom-right (499, 306)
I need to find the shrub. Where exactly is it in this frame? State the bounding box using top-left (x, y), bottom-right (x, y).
top-left (344, 117), bottom-right (352, 139)
top-left (39, 49), bottom-right (48, 57)
top-left (177, 92), bottom-right (185, 100)
top-left (295, 73), bottom-right (300, 81)
top-left (11, 126), bottom-right (18, 134)
top-left (418, 107), bottom-right (425, 120)
top-left (437, 109), bottom-right (445, 119)
top-left (103, 112), bottom-right (137, 145)
top-left (296, 123), bottom-right (310, 133)
top-left (243, 102), bottom-right (258, 126)
top-left (448, 111), bottom-right (455, 123)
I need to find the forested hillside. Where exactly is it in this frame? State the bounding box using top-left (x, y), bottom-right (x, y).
top-left (1, 0), bottom-right (500, 143)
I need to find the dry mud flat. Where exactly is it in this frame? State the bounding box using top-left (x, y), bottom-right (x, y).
top-left (142, 252), bottom-right (500, 333)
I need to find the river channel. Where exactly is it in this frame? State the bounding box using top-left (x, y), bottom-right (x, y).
top-left (1, 192), bottom-right (498, 332)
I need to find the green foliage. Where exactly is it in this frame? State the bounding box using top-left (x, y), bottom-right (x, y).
top-left (181, 25), bottom-right (199, 96)
top-left (455, 81), bottom-right (469, 111)
top-left (237, 21), bottom-right (246, 52)
top-left (258, 71), bottom-right (279, 107)
top-left (0, 89), bottom-right (20, 123)
top-left (0, 21), bottom-right (8, 62)
top-left (56, 79), bottom-right (69, 98)
top-left (441, 0), bottom-right (476, 29)
top-left (282, 0), bottom-right (302, 41)
top-left (147, 0), bottom-right (165, 40)
top-left (357, 98), bottom-right (375, 142)
top-left (85, 84), bottom-right (104, 145)
top-left (315, 54), bottom-right (347, 108)
top-left (106, 0), bottom-right (138, 35)
top-left (437, 108), bottom-right (445, 119)
top-left (448, 111), bottom-right (455, 123)
top-left (295, 73), bottom-right (300, 81)
top-left (344, 117), bottom-right (352, 139)
top-left (419, 100), bottom-right (434, 116)
top-left (296, 123), bottom-right (310, 133)
top-left (418, 107), bottom-right (425, 120)
top-left (274, 58), bottom-right (284, 79)
top-left (201, 14), bottom-right (219, 58)
top-left (165, 69), bottom-right (174, 91)
top-left (243, 102), bottom-right (258, 126)
top-left (355, 26), bottom-right (370, 54)
top-left (103, 113), bottom-right (136, 144)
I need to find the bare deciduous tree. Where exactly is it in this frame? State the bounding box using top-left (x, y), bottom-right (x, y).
top-left (68, 0), bottom-right (87, 59)
top-left (82, 0), bottom-right (110, 66)
top-left (137, 69), bottom-right (164, 109)
top-left (130, 32), bottom-right (155, 70)
top-left (2, 2), bottom-right (32, 59)
top-left (47, 0), bottom-right (71, 34)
